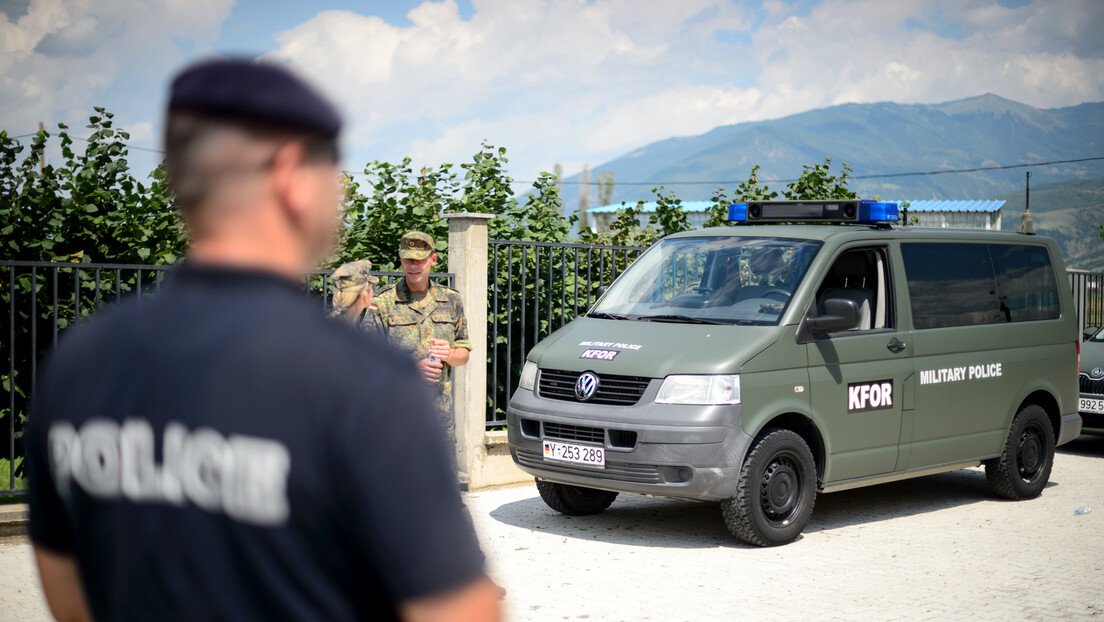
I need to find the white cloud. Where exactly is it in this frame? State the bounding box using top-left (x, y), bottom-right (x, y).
top-left (746, 0), bottom-right (1104, 114)
top-left (121, 120), bottom-right (153, 143)
top-left (262, 0), bottom-right (1103, 182)
top-left (0, 0), bottom-right (233, 138)
top-left (6, 0), bottom-right (1098, 186)
top-left (265, 0), bottom-right (754, 178)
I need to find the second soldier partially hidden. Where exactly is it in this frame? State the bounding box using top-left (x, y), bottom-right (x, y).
top-left (330, 259), bottom-right (380, 328)
top-left (369, 231), bottom-right (471, 443)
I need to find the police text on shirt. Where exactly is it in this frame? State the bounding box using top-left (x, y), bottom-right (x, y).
top-left (47, 418), bottom-right (290, 526)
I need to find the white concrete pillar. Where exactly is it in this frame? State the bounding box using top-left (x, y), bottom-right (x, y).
top-left (442, 212), bottom-right (494, 487)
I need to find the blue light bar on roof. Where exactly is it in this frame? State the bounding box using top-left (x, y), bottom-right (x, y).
top-left (727, 200), bottom-right (899, 224)
top-left (859, 200), bottom-right (899, 223)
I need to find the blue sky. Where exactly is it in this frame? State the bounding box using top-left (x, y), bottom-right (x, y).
top-left (2, 0), bottom-right (1101, 182)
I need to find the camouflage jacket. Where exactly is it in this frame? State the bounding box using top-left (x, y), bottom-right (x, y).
top-left (367, 280), bottom-right (471, 413)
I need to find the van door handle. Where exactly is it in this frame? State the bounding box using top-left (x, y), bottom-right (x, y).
top-left (887, 340), bottom-right (907, 353)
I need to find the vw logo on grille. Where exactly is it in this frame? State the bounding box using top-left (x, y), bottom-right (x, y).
top-left (1093, 368), bottom-right (1103, 379)
top-left (575, 372), bottom-right (600, 401)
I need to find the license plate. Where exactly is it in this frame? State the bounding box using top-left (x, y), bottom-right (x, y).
top-left (543, 440), bottom-right (605, 468)
top-left (1080, 397), bottom-right (1104, 414)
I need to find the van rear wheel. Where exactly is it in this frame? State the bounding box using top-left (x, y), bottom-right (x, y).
top-left (984, 404), bottom-right (1055, 500)
top-left (536, 480), bottom-right (618, 516)
top-left (722, 428), bottom-right (816, 547)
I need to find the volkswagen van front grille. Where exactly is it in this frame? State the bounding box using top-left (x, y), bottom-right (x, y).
top-left (538, 369), bottom-right (651, 405)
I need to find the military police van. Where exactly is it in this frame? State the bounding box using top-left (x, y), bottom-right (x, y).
top-left (507, 200), bottom-right (1082, 546)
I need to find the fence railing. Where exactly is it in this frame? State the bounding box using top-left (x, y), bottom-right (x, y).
top-left (5, 257), bottom-right (1102, 493)
top-left (0, 260), bottom-right (452, 496)
top-left (1068, 271), bottom-right (1104, 333)
top-left (485, 240), bottom-right (648, 427)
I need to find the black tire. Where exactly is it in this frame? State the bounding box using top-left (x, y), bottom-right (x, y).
top-left (984, 404), bottom-right (1055, 500)
top-left (536, 479), bottom-right (618, 516)
top-left (721, 428), bottom-right (816, 547)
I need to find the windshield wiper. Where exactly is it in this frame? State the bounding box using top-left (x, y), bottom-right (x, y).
top-left (587, 312), bottom-right (631, 320)
top-left (638, 314), bottom-right (728, 325)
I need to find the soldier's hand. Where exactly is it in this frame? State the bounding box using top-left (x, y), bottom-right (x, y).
top-left (418, 357), bottom-right (444, 383)
top-left (428, 339), bottom-right (451, 362)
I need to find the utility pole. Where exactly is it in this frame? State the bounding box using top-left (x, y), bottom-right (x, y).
top-left (578, 164), bottom-right (591, 232)
top-left (38, 121), bottom-right (45, 174)
top-left (553, 163), bottom-right (564, 215)
top-left (1019, 171), bottom-right (1034, 235)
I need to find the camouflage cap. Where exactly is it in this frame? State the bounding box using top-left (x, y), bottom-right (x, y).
top-left (399, 231), bottom-right (436, 260)
top-left (332, 259), bottom-right (379, 289)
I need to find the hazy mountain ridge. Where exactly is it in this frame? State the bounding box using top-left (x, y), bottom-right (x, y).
top-left (564, 94), bottom-right (1104, 208)
top-left (998, 175), bottom-right (1104, 272)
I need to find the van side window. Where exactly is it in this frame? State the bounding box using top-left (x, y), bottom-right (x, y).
top-left (901, 243), bottom-right (1059, 329)
top-left (991, 245), bottom-right (1061, 322)
top-left (815, 248), bottom-right (892, 331)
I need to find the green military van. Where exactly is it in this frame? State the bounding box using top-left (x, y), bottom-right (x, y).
top-left (507, 200), bottom-right (1082, 546)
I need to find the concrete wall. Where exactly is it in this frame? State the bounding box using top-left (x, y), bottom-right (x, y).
top-left (444, 213), bottom-right (531, 490)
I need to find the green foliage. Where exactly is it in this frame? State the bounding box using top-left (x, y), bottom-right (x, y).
top-left (331, 158), bottom-right (453, 272)
top-left (0, 457), bottom-right (28, 491)
top-left (331, 142), bottom-right (573, 275)
top-left (0, 109), bottom-right (183, 264)
top-left (702, 165), bottom-right (780, 228)
top-left (782, 157), bottom-right (858, 200)
top-left (649, 186), bottom-right (691, 237)
top-left (1, 104), bottom-right (884, 447)
top-left (1, 112), bottom-right (184, 484)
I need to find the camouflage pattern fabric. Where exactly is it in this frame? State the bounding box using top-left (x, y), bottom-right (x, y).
top-left (332, 259), bottom-right (379, 288)
top-left (369, 280), bottom-right (472, 440)
top-left (358, 304), bottom-right (388, 337)
top-left (399, 231), bottom-right (435, 260)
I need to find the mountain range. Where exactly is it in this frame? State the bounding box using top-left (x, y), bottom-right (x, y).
top-left (564, 94), bottom-right (1104, 208)
top-left (997, 175), bottom-right (1104, 271)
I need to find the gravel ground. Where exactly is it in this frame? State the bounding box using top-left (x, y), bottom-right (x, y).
top-left (3, 437), bottom-right (1102, 621)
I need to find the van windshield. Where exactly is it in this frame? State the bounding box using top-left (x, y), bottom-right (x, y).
top-left (590, 236), bottom-right (822, 326)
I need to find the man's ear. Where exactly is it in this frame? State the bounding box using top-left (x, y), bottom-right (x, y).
top-left (429, 252), bottom-right (439, 267)
top-left (270, 142), bottom-right (310, 227)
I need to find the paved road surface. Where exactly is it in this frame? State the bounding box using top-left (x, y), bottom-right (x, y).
top-left (3, 437), bottom-right (1103, 621)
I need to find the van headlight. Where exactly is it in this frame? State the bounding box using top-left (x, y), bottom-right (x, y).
top-left (518, 361), bottom-right (539, 391)
top-left (655, 375), bottom-right (740, 405)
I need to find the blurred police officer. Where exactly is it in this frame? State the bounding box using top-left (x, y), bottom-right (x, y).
top-left (24, 58), bottom-right (499, 622)
top-left (370, 232), bottom-right (471, 438)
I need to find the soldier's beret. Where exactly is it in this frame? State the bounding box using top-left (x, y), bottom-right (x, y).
top-left (168, 58), bottom-right (342, 139)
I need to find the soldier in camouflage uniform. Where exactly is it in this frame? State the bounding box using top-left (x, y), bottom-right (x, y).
top-left (329, 260), bottom-right (382, 333)
top-left (370, 231), bottom-right (472, 441)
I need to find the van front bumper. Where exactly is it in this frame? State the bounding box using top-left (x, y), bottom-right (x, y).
top-left (506, 385), bottom-right (753, 502)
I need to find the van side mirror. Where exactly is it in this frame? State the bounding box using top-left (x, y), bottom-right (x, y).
top-left (595, 285), bottom-right (609, 299)
top-left (1084, 327), bottom-right (1100, 341)
top-left (805, 298), bottom-right (861, 333)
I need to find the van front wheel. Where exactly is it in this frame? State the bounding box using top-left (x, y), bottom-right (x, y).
top-left (984, 404), bottom-right (1055, 500)
top-left (722, 428), bottom-right (816, 547)
top-left (536, 480), bottom-right (618, 516)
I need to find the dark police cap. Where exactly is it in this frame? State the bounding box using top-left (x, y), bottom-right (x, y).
top-left (169, 58), bottom-right (342, 139)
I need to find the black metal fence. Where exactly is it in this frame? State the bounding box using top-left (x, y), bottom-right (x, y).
top-left (5, 256), bottom-right (1102, 493)
top-left (0, 260), bottom-right (452, 496)
top-left (1069, 271), bottom-right (1104, 333)
top-left (486, 240), bottom-right (648, 427)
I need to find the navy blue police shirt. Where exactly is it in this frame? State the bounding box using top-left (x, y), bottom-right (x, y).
top-left (24, 263), bottom-right (486, 621)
